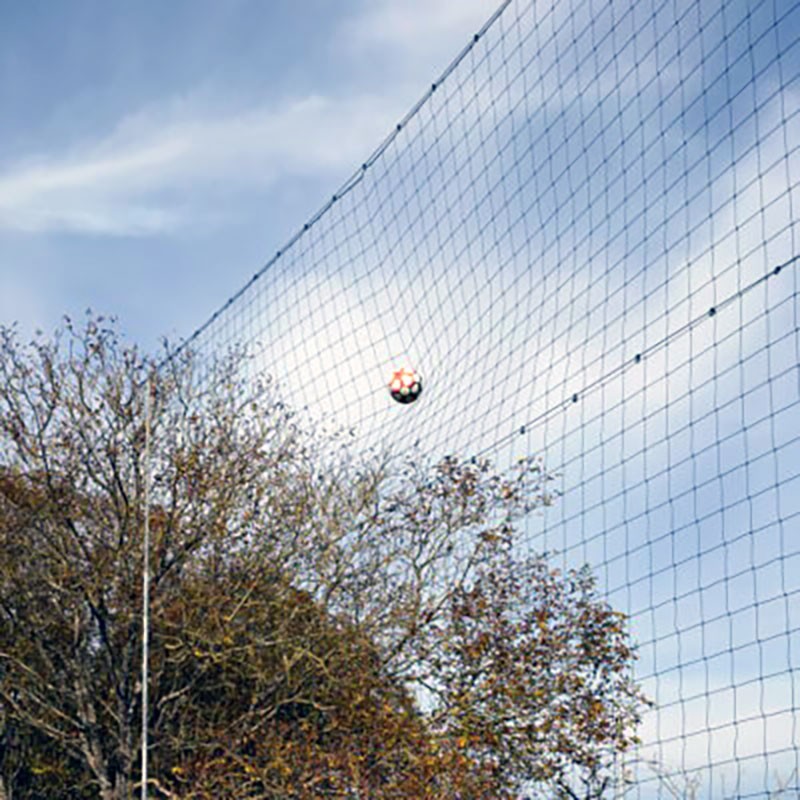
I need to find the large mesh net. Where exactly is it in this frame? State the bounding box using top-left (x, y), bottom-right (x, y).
top-left (176, 0), bottom-right (800, 794)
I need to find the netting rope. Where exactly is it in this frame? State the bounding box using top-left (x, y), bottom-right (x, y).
top-left (170, 0), bottom-right (800, 795)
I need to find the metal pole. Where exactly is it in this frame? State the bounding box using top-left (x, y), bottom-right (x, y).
top-left (141, 376), bottom-right (152, 800)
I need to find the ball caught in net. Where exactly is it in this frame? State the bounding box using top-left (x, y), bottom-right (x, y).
top-left (388, 366), bottom-right (422, 404)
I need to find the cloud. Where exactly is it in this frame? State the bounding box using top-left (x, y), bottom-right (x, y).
top-left (0, 93), bottom-right (399, 236)
top-left (0, 0), bottom-right (511, 238)
top-left (633, 672), bottom-right (799, 796)
top-left (342, 0), bottom-right (499, 57)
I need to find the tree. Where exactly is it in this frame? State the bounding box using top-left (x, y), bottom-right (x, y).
top-left (0, 315), bottom-right (649, 798)
top-left (0, 314), bottom-right (320, 799)
top-left (152, 562), bottom-right (459, 799)
top-left (422, 538), bottom-right (650, 798)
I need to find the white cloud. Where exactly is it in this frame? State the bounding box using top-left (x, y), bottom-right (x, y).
top-left (342, 0), bottom-right (499, 56)
top-left (0, 93), bottom-right (399, 236)
top-left (0, 0), bottom-right (510, 238)
top-left (633, 672), bottom-right (799, 796)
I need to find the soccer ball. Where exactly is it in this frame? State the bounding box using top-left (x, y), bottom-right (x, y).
top-left (389, 366), bottom-right (422, 404)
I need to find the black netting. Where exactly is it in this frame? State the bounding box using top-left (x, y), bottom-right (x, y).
top-left (175, 0), bottom-right (800, 794)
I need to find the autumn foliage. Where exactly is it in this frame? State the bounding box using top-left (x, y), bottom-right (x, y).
top-left (0, 316), bottom-right (648, 799)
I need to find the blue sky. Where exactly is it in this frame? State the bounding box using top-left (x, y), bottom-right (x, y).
top-left (0, 0), bottom-right (497, 349)
top-left (2, 0), bottom-right (799, 794)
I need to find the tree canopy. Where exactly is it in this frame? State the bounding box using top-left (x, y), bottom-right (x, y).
top-left (0, 316), bottom-right (649, 799)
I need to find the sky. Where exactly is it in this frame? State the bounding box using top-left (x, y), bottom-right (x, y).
top-left (2, 0), bottom-right (799, 795)
top-left (0, 0), bottom-right (497, 350)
